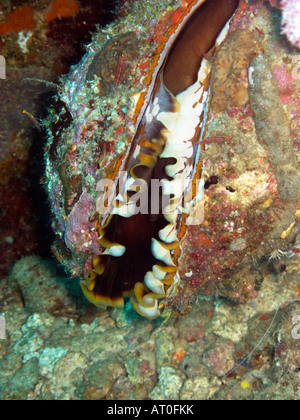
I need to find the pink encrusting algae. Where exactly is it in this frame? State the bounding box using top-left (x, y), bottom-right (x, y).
top-left (281, 0), bottom-right (300, 48)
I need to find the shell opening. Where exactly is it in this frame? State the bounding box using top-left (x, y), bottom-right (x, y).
top-left (81, 0), bottom-right (239, 318)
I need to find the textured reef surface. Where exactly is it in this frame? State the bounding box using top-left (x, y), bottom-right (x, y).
top-left (0, 253), bottom-right (299, 399)
top-left (0, 0), bottom-right (300, 400)
top-left (0, 0), bottom-right (117, 277)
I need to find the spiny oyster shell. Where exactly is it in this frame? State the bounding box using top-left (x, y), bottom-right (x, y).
top-left (45, 0), bottom-right (300, 317)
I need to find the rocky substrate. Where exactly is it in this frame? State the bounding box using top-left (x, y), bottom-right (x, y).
top-left (0, 253), bottom-right (299, 400)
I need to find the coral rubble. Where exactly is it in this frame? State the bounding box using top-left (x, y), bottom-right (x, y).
top-left (0, 252), bottom-right (299, 399)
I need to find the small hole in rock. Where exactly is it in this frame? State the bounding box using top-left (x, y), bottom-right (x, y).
top-left (204, 175), bottom-right (219, 189)
top-left (226, 186), bottom-right (235, 193)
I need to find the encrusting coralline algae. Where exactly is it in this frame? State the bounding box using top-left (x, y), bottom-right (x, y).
top-left (281, 0), bottom-right (300, 49)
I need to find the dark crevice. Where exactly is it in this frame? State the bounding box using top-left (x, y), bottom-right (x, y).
top-left (26, 0), bottom-right (121, 260)
top-left (204, 175), bottom-right (219, 189)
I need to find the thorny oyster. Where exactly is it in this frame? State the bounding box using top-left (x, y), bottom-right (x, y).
top-left (45, 0), bottom-right (300, 318)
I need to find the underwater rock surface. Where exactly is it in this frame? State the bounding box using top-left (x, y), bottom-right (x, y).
top-left (0, 252), bottom-right (299, 399)
top-left (0, 0), bottom-right (300, 401)
top-left (0, 0), bottom-right (117, 277)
